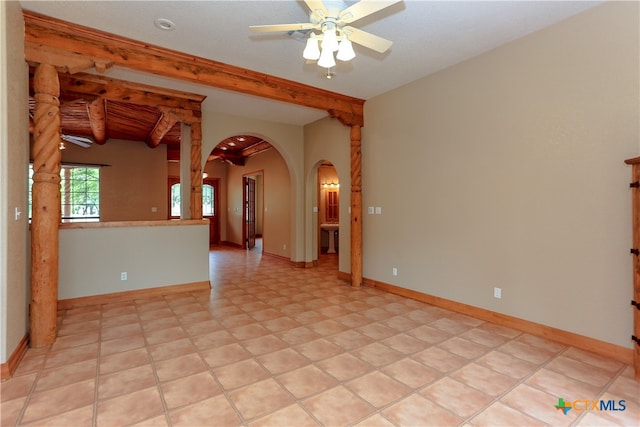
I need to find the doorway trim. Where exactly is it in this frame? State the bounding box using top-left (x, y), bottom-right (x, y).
top-left (242, 170), bottom-right (264, 252)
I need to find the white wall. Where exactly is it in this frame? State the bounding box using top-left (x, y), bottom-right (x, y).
top-left (1, 0), bottom-right (29, 364)
top-left (362, 2), bottom-right (639, 348)
top-left (58, 223), bottom-right (209, 299)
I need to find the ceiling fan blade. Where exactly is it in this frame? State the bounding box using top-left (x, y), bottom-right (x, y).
top-left (62, 134), bottom-right (93, 148)
top-left (304, 0), bottom-right (328, 19)
top-left (339, 0), bottom-right (401, 24)
top-left (250, 23), bottom-right (316, 33)
top-left (341, 26), bottom-right (393, 53)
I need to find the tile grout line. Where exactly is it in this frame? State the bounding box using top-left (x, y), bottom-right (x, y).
top-left (190, 293), bottom-right (252, 427)
top-left (12, 340), bottom-right (51, 426)
top-left (92, 304), bottom-right (104, 427)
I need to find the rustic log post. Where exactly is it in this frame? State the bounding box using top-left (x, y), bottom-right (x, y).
top-left (625, 156), bottom-right (640, 379)
top-left (350, 125), bottom-right (363, 287)
top-left (30, 63), bottom-right (62, 347)
top-left (190, 121), bottom-right (203, 220)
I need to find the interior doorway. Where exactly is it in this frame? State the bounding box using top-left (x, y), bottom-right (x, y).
top-left (243, 172), bottom-right (263, 251)
top-left (317, 162), bottom-right (340, 257)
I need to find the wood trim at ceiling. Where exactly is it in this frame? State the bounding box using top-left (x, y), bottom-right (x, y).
top-left (23, 10), bottom-right (365, 127)
top-left (34, 69), bottom-right (207, 111)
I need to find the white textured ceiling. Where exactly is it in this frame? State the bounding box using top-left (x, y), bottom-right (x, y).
top-left (20, 0), bottom-right (602, 125)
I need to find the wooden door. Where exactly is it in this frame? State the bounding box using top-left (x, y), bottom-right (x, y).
top-left (243, 176), bottom-right (256, 250)
top-left (202, 179), bottom-right (219, 245)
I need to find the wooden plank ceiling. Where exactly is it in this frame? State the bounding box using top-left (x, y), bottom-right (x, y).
top-left (27, 68), bottom-right (273, 165)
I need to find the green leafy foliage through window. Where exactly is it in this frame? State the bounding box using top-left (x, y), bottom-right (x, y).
top-left (29, 164), bottom-right (100, 222)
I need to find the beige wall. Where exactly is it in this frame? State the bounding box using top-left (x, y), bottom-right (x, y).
top-left (201, 111), bottom-right (305, 261)
top-left (58, 223), bottom-right (209, 299)
top-left (225, 148), bottom-right (291, 258)
top-left (60, 139), bottom-right (168, 221)
top-left (363, 2), bottom-right (639, 348)
top-left (1, 0), bottom-right (29, 363)
top-left (304, 117), bottom-right (351, 272)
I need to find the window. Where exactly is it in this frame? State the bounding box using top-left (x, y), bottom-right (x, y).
top-left (170, 182), bottom-right (181, 217)
top-left (29, 164), bottom-right (100, 222)
top-left (203, 184), bottom-right (214, 216)
top-left (169, 180), bottom-right (215, 218)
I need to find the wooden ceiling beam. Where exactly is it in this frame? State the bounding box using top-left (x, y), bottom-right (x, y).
top-left (25, 40), bottom-right (114, 74)
top-left (241, 141), bottom-right (273, 158)
top-left (86, 98), bottom-right (107, 144)
top-left (158, 106), bottom-right (201, 125)
top-left (23, 11), bottom-right (364, 126)
top-left (147, 112), bottom-right (178, 148)
top-left (28, 67), bottom-right (206, 111)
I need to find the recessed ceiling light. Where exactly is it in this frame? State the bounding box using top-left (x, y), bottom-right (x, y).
top-left (154, 18), bottom-right (176, 31)
top-left (228, 142), bottom-right (236, 147)
top-left (221, 146), bottom-right (227, 151)
top-left (237, 137), bottom-right (246, 142)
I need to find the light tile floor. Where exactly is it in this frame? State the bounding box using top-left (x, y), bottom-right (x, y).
top-left (1, 245), bottom-right (638, 426)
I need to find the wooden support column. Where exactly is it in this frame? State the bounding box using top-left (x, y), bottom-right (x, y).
top-left (625, 156), bottom-right (640, 379)
top-left (190, 121), bottom-right (203, 220)
top-left (350, 125), bottom-right (363, 287)
top-left (30, 63), bottom-right (62, 347)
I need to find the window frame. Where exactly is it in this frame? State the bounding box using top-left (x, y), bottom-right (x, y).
top-left (29, 163), bottom-right (101, 223)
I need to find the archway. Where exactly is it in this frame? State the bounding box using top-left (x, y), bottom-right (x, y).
top-left (203, 130), bottom-right (293, 261)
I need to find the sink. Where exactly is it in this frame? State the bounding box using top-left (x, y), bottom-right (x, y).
top-left (320, 224), bottom-right (339, 253)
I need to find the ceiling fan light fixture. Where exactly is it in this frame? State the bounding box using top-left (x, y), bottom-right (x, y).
top-left (318, 45), bottom-right (336, 69)
top-left (303, 36), bottom-right (321, 60)
top-left (321, 26), bottom-right (339, 52)
top-left (336, 38), bottom-right (355, 61)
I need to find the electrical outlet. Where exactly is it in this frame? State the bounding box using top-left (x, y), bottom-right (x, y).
top-left (493, 287), bottom-right (502, 299)
top-left (121, 272), bottom-right (127, 281)
top-left (392, 267), bottom-right (398, 276)
top-left (375, 207), bottom-right (382, 215)
top-left (368, 206), bottom-right (374, 214)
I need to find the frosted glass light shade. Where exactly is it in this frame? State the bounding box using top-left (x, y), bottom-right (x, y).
top-left (303, 37), bottom-right (320, 60)
top-left (317, 46), bottom-right (336, 68)
top-left (322, 29), bottom-right (339, 52)
top-left (336, 39), bottom-right (355, 61)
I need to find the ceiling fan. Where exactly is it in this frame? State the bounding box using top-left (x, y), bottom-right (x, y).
top-left (61, 134), bottom-right (93, 149)
top-left (250, 0), bottom-right (400, 73)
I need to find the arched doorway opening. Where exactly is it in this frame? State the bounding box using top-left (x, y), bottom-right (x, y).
top-left (205, 133), bottom-right (291, 260)
top-left (317, 161), bottom-right (340, 260)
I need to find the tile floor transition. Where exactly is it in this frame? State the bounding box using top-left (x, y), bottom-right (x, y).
top-left (1, 245), bottom-right (638, 426)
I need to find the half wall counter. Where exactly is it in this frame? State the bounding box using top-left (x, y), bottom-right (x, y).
top-left (58, 220), bottom-right (210, 307)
